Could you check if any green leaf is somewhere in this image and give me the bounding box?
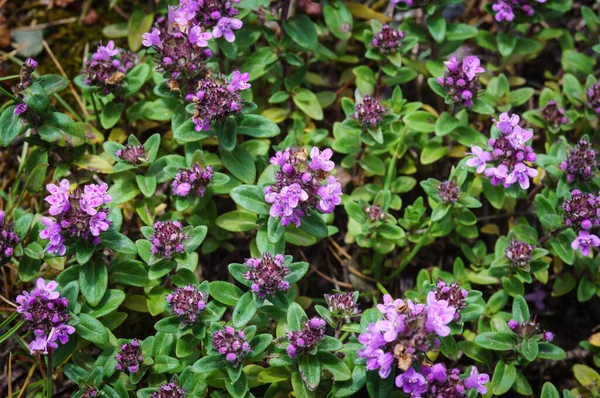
[38,112,85,147]
[75,313,109,345]
[79,261,108,307]
[232,292,257,327]
[22,82,49,114]
[427,16,446,43]
[497,32,517,57]
[209,281,243,306]
[173,121,211,143]
[287,302,307,330]
[537,343,566,360]
[216,211,258,232]
[84,289,125,318]
[128,10,154,51]
[511,295,530,324]
[192,355,228,373]
[323,2,353,40]
[0,106,25,146]
[293,89,324,120]
[36,74,69,94]
[521,338,539,362]
[216,118,237,151]
[236,114,280,138]
[153,355,180,374]
[221,146,256,184]
[492,361,516,395]
[230,185,270,216]
[540,382,560,398]
[299,212,328,239]
[102,231,137,254]
[366,369,393,398]
[292,371,316,398]
[474,332,516,351]
[100,102,125,129]
[513,370,533,395]
[298,354,321,390]
[241,47,279,81]
[124,64,151,96]
[435,112,459,136]
[154,316,181,333]
[286,261,309,285]
[283,14,318,50]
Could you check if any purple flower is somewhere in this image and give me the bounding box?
[142,28,163,49]
[212,326,252,365]
[14,103,28,115]
[325,292,360,317]
[150,220,189,259]
[266,147,341,227]
[371,25,405,54]
[89,212,110,236]
[16,279,74,354]
[542,100,568,126]
[287,317,327,358]
[227,71,250,93]
[560,139,597,183]
[466,146,492,174]
[353,96,386,128]
[462,55,485,81]
[433,281,468,318]
[212,17,242,42]
[507,125,533,149]
[495,112,520,133]
[436,180,461,204]
[25,58,38,69]
[316,176,342,213]
[39,217,66,255]
[505,239,534,269]
[115,340,143,373]
[188,25,212,47]
[484,164,508,186]
[544,331,554,342]
[508,319,519,329]
[492,1,515,21]
[571,230,600,256]
[425,363,448,383]
[171,163,213,198]
[425,292,455,337]
[116,144,146,165]
[190,76,245,131]
[244,253,289,298]
[93,40,119,62]
[45,179,71,216]
[438,55,484,107]
[395,367,428,395]
[464,367,490,394]
[80,183,111,216]
[588,83,600,115]
[166,285,208,324]
[151,382,186,398]
[504,162,538,189]
[0,210,19,259]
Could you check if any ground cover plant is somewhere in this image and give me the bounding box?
[1,0,600,397]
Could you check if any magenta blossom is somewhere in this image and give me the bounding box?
[466,146,492,173]
[188,26,212,47]
[571,230,600,256]
[212,17,242,42]
[464,367,490,394]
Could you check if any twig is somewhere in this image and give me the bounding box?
[41,40,89,118]
[17,364,37,398]
[477,211,535,222]
[10,17,78,32]
[8,351,12,398]
[309,265,353,289]
[0,293,17,308]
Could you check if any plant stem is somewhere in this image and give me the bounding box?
[46,349,53,398]
[0,74,20,81]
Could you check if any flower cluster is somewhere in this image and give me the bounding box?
[81,387,100,398]
[168,0,241,40]
[116,144,146,165]
[364,204,386,222]
[16,279,74,354]
[358,293,458,380]
[143,17,212,95]
[171,163,213,197]
[541,100,567,126]
[286,317,326,358]
[588,83,600,115]
[151,382,186,398]
[353,96,386,128]
[13,58,37,97]
[188,72,250,131]
[560,139,597,183]
[325,292,360,318]
[212,326,252,365]
[508,318,554,342]
[432,281,468,317]
[505,239,534,269]
[491,0,547,22]
[0,210,19,260]
[436,180,461,204]
[396,363,489,397]
[166,285,208,324]
[244,253,290,298]
[265,147,342,227]
[562,190,600,256]
[83,41,137,94]
[371,25,405,54]
[115,339,143,373]
[466,112,537,189]
[437,55,484,108]
[150,220,189,259]
[39,180,112,255]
